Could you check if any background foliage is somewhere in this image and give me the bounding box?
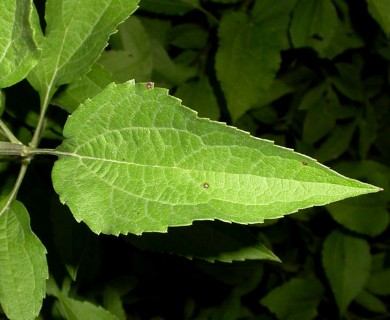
[1,0,390,319]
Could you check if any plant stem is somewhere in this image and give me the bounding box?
[29,85,54,148]
[0,120,22,144]
[0,160,29,217]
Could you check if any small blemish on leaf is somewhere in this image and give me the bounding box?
[146,82,154,89]
[203,183,209,189]
[301,161,307,166]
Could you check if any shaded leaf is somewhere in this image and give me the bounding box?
[290,0,339,55]
[52,63,113,113]
[170,23,208,49]
[366,269,390,296]
[355,290,387,313]
[261,276,324,320]
[104,17,152,82]
[323,0,364,58]
[28,0,139,102]
[0,200,48,320]
[175,76,220,120]
[327,196,389,237]
[103,287,126,320]
[52,81,379,235]
[0,0,40,88]
[53,290,117,320]
[127,221,279,262]
[367,0,390,36]
[313,122,356,163]
[322,230,371,315]
[216,8,289,121]
[139,0,200,15]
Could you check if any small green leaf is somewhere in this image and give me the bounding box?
[170,23,208,49]
[99,50,151,83]
[104,17,152,82]
[52,81,379,236]
[127,221,279,262]
[54,291,117,320]
[261,276,324,320]
[175,76,220,120]
[0,0,40,88]
[323,0,364,58]
[366,269,390,296]
[103,287,126,320]
[367,0,390,36]
[327,197,389,237]
[290,0,339,54]
[355,290,387,313]
[0,200,48,320]
[28,0,139,102]
[216,9,288,121]
[313,122,356,163]
[322,230,371,315]
[52,63,113,113]
[139,0,200,15]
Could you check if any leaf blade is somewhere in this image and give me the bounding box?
[28,0,139,100]
[0,0,40,88]
[322,230,371,315]
[0,200,48,320]
[52,81,380,235]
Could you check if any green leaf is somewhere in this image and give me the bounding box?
[366,269,390,296]
[367,0,390,36]
[170,23,208,49]
[355,290,387,313]
[331,61,364,102]
[54,291,117,320]
[322,230,371,315]
[99,50,151,83]
[302,85,337,145]
[127,221,279,262]
[52,81,379,236]
[261,276,324,320]
[323,0,364,58]
[0,0,40,88]
[139,0,200,15]
[27,0,139,102]
[216,8,289,121]
[103,287,126,320]
[104,17,152,82]
[326,197,389,237]
[52,63,113,113]
[0,200,48,320]
[313,122,356,163]
[290,0,339,55]
[175,76,220,120]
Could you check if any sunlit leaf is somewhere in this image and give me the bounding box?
[0,200,48,320]
[28,0,139,102]
[0,0,40,88]
[52,81,379,235]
